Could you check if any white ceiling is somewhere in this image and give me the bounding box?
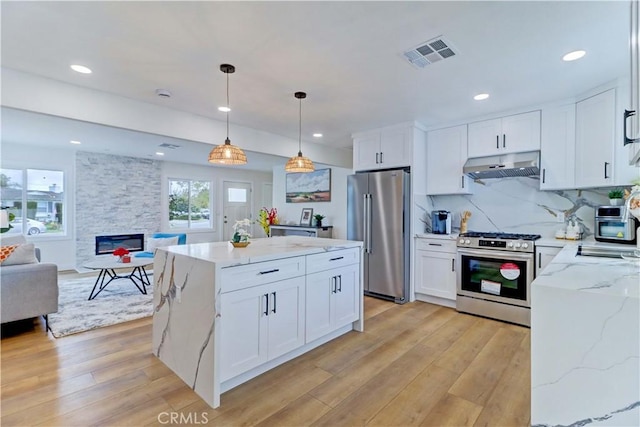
[0,1,631,166]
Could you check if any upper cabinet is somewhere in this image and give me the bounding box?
[426,125,472,195]
[540,104,576,190]
[575,89,616,188]
[353,124,413,171]
[468,110,541,158]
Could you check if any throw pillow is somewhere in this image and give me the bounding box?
[0,234,27,246]
[1,243,38,266]
[147,236,179,252]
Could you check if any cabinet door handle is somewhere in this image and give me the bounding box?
[428,243,442,246]
[375,152,379,164]
[258,269,280,275]
[331,276,337,293]
[604,162,610,179]
[380,152,383,163]
[496,135,499,149]
[503,134,506,148]
[542,168,546,184]
[461,176,464,189]
[263,294,269,316]
[338,275,342,292]
[271,291,277,314]
[329,256,344,261]
[538,253,542,266]
[451,258,455,272]
[624,109,640,145]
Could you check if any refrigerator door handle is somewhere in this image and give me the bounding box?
[363,193,368,253]
[366,194,373,253]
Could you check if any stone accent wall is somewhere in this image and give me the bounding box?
[76,152,162,267]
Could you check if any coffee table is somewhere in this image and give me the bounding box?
[83,257,152,300]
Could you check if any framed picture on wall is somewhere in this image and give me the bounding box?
[286,168,331,203]
[300,208,313,226]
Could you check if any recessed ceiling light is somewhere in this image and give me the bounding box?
[473,93,490,101]
[218,106,231,112]
[70,64,92,74]
[562,50,586,62]
[69,140,82,145]
[313,133,323,138]
[155,152,165,156]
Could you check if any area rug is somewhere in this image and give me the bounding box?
[48,273,154,338]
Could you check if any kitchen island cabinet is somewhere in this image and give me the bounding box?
[152,236,363,409]
[531,243,639,426]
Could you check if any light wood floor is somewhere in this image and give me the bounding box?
[1,296,530,426]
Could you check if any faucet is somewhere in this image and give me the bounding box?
[621,186,640,223]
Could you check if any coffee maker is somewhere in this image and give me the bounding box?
[431,210,452,234]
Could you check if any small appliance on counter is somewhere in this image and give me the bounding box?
[594,205,638,244]
[431,210,452,234]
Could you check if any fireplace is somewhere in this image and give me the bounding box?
[95,233,144,255]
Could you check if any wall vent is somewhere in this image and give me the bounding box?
[403,36,458,69]
[158,143,181,149]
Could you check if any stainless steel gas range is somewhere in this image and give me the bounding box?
[456,231,541,327]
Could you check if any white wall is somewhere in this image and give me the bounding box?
[162,162,273,241]
[271,165,350,239]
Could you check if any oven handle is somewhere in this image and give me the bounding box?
[457,248,534,261]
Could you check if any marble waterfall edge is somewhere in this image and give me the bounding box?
[152,250,217,405]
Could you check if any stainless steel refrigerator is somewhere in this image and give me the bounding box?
[347,168,410,303]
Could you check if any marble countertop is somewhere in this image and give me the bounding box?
[533,243,639,298]
[158,236,362,267]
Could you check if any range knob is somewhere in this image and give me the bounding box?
[465,239,471,244]
[514,242,522,248]
[459,239,465,244]
[507,242,514,248]
[522,243,529,249]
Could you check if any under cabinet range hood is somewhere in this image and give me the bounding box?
[463,151,540,179]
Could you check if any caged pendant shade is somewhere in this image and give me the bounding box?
[285,92,315,173]
[208,64,247,165]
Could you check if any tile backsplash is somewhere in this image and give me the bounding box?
[415,177,612,238]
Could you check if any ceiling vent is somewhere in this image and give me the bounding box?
[158,143,181,149]
[403,36,458,69]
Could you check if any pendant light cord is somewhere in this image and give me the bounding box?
[298,96,302,155]
[226,71,230,141]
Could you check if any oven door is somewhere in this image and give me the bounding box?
[457,248,533,308]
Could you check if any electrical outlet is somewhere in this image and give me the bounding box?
[557,212,565,223]
[176,285,182,303]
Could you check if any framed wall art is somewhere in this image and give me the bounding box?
[286,168,331,203]
[299,208,313,226]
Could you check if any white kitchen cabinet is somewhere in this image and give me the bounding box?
[535,246,561,277]
[540,104,576,190]
[305,263,359,343]
[575,89,616,188]
[426,125,472,195]
[468,110,541,158]
[414,238,457,305]
[353,124,413,171]
[220,276,305,381]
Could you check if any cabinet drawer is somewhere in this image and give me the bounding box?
[220,256,305,293]
[415,239,456,253]
[306,247,360,274]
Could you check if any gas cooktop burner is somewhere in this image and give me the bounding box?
[459,232,541,241]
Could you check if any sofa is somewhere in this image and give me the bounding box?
[1,246,59,330]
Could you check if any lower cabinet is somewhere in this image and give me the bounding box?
[415,238,457,303]
[535,246,562,277]
[305,263,359,343]
[220,276,305,382]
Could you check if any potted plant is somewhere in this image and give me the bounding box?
[231,219,252,247]
[313,214,326,227]
[608,188,624,206]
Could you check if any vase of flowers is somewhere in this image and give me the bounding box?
[231,218,252,247]
[258,207,279,237]
[113,247,131,263]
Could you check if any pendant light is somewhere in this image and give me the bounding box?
[285,91,315,173]
[208,64,247,165]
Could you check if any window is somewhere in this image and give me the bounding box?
[0,168,66,236]
[168,179,212,229]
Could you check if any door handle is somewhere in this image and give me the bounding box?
[271,291,277,314]
[542,168,546,184]
[604,162,610,179]
[538,253,542,266]
[502,134,506,148]
[376,152,379,164]
[624,109,640,145]
[338,275,342,292]
[380,152,383,163]
[496,135,499,149]
[428,243,442,246]
[263,294,269,316]
[461,176,464,189]
[451,258,455,272]
[331,276,337,293]
[329,256,344,261]
[367,194,373,253]
[258,269,280,275]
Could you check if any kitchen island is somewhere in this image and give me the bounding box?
[531,243,640,426]
[152,236,363,409]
